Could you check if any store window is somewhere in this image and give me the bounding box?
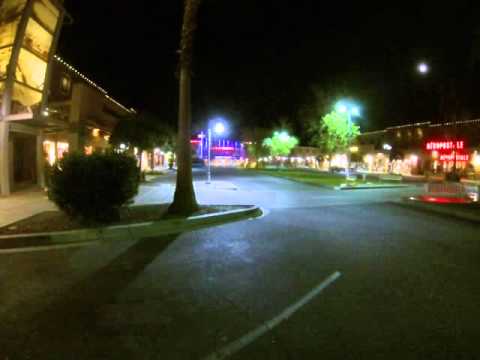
[32,0,59,33]
[16,48,47,90]
[24,18,53,60]
[0,19,20,48]
[11,82,42,114]
[43,141,69,165]
[0,0,27,20]
[0,47,13,79]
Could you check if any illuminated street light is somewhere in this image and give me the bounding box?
[417,62,429,75]
[214,122,225,135]
[207,118,228,183]
[279,131,290,142]
[335,100,361,179]
[337,104,348,113]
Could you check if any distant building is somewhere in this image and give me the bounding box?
[354,120,480,175]
[191,134,246,167]
[0,0,67,195]
[43,56,134,166]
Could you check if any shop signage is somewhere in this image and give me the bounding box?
[439,153,470,162]
[426,141,464,151]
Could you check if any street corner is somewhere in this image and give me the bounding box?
[0,205,263,254]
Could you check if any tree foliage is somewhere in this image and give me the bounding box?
[263,131,299,157]
[310,111,360,154]
[110,112,174,152]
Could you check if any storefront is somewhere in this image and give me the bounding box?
[356,120,480,177]
[0,0,66,196]
[425,140,473,173]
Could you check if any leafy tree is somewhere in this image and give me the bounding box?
[169,0,202,216]
[110,112,174,169]
[300,86,349,143]
[241,127,270,168]
[310,110,360,157]
[263,131,299,157]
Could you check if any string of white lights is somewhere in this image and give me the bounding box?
[53,55,135,114]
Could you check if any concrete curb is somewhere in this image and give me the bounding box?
[335,184,411,191]
[392,200,480,223]
[0,206,263,251]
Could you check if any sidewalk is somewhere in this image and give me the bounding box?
[0,180,242,228]
[0,190,56,228]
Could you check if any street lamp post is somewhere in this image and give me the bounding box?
[206,120,226,184]
[337,102,360,180]
[207,128,212,183]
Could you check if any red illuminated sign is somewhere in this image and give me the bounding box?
[426,140,464,151]
[211,146,235,151]
[426,139,469,162]
[439,153,470,162]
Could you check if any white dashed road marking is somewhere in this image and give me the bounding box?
[203,271,342,360]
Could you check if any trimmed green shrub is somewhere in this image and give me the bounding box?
[48,152,140,223]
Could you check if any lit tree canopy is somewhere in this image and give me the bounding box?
[310,111,360,154]
[263,131,299,157]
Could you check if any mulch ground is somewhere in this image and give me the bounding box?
[0,204,246,236]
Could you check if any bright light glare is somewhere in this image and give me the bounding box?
[383,143,392,151]
[474,155,480,166]
[279,131,290,142]
[214,122,225,135]
[418,62,429,74]
[336,101,360,116]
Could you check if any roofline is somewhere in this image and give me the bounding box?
[53,55,135,115]
[362,119,480,135]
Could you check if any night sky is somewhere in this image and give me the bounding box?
[58,1,480,142]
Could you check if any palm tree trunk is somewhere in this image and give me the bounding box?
[168,0,201,215]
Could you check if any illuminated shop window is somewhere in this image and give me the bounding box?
[0,0,27,20]
[43,141,69,165]
[11,82,42,114]
[33,0,59,33]
[43,140,55,164]
[16,48,47,90]
[0,19,20,48]
[0,47,13,79]
[24,18,53,60]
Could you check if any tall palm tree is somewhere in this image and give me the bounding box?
[169,0,202,215]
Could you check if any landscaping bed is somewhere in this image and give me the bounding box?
[398,197,480,223]
[0,204,248,236]
[252,168,404,188]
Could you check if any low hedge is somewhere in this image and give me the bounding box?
[48,152,140,223]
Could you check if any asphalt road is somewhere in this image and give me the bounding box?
[1,168,479,359]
